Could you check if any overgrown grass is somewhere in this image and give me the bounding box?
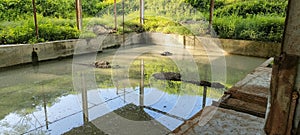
[0,16,80,44]
[213,15,285,42]
[0,0,288,44]
[214,0,288,17]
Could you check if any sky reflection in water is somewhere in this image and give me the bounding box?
[0,45,266,134]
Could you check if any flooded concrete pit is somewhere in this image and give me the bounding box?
[0,44,266,134]
[172,58,273,134]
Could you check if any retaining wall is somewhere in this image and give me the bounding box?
[142,33,281,57]
[0,32,281,68]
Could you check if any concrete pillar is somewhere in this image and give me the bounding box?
[264,0,300,134]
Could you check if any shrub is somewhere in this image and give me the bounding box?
[214,0,288,18]
[0,17,79,45]
[0,0,32,21]
[213,15,285,42]
[0,0,114,21]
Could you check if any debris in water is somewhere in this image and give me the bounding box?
[152,72,225,89]
[161,51,173,56]
[94,61,111,68]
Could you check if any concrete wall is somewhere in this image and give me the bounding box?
[186,35,280,57]
[141,32,281,57]
[0,32,281,68]
[0,33,143,68]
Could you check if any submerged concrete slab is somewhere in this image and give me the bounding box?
[171,106,265,135]
[91,104,170,135]
[230,58,272,98]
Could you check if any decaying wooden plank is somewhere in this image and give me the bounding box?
[224,90,268,106]
[264,54,299,135]
[216,101,265,118]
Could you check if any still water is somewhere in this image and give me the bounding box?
[0,44,266,135]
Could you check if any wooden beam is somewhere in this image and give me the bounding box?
[224,89,268,106]
[76,0,82,31]
[114,0,117,30]
[212,101,266,118]
[32,0,38,39]
[122,0,125,44]
[208,0,215,34]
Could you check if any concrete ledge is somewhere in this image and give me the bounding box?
[0,32,281,68]
[182,36,281,57]
[142,33,280,57]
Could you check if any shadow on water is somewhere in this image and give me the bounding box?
[0,45,266,134]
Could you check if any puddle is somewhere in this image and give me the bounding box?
[0,44,266,134]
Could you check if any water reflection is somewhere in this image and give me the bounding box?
[32,48,39,73]
[0,45,266,134]
[0,86,219,134]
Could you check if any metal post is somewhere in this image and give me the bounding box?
[114,0,117,30]
[81,73,89,123]
[32,0,38,39]
[140,0,144,25]
[208,0,215,34]
[76,0,82,31]
[140,59,144,106]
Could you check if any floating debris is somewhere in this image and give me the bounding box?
[94,61,111,68]
[183,80,225,89]
[76,61,120,69]
[161,51,173,56]
[152,72,225,89]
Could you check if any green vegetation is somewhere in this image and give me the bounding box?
[0,17,79,44]
[213,15,285,42]
[212,0,287,42]
[0,0,287,43]
[0,0,112,44]
[214,0,287,18]
[0,0,116,21]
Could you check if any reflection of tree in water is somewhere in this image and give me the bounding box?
[126,55,225,98]
[166,81,181,93]
[1,110,48,135]
[0,79,72,134]
[149,78,224,98]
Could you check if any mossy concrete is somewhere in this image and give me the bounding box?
[0,32,280,69]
